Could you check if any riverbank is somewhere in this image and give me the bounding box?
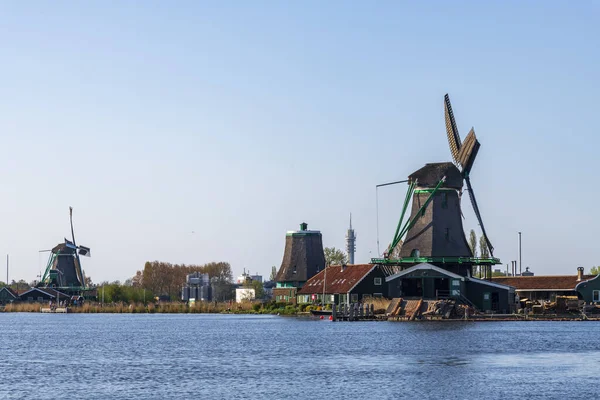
[0,301,309,315]
[4,301,595,320]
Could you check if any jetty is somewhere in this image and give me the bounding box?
[331,303,376,321]
[40,307,69,313]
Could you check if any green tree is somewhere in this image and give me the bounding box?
[469,229,478,277]
[478,236,490,279]
[479,236,489,259]
[248,279,264,299]
[270,266,277,281]
[468,230,478,257]
[590,266,600,275]
[324,247,348,265]
[9,279,30,292]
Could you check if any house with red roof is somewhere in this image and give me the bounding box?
[493,267,600,303]
[297,264,398,305]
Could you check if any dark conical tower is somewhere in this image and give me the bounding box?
[400,162,472,260]
[273,222,326,304]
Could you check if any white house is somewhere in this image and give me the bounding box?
[235,288,255,303]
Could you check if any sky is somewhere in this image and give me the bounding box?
[0,1,598,283]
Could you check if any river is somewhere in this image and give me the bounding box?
[0,313,598,399]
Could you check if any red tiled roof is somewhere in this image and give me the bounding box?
[297,264,375,295]
[492,275,595,291]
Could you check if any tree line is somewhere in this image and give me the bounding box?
[132,261,233,300]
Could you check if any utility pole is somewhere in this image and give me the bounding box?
[6,254,8,285]
[518,232,522,276]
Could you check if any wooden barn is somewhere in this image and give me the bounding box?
[493,267,600,304]
[0,287,18,305]
[19,287,70,303]
[296,264,396,305]
[386,263,515,313]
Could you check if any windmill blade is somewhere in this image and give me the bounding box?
[444,94,462,166]
[457,128,480,175]
[465,176,494,257]
[78,245,91,257]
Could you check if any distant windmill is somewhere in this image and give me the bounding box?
[38,207,91,291]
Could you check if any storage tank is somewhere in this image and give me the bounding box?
[181,286,189,301]
[199,285,212,301]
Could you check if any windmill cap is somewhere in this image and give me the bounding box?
[409,162,463,189]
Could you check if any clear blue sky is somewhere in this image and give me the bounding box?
[0,2,598,283]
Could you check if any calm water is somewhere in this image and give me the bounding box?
[1,314,599,399]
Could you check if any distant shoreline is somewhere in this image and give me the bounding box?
[1,304,597,321]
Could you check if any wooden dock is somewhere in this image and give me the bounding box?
[40,307,69,313]
[331,303,376,321]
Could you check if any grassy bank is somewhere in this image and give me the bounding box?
[0,299,391,315]
[1,301,298,314]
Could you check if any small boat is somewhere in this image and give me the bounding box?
[310,309,332,316]
[309,264,333,317]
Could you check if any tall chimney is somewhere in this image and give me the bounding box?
[577,267,584,281]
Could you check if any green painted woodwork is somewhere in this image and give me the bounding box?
[276,282,297,288]
[389,180,416,254]
[286,231,320,237]
[414,188,456,194]
[388,178,445,255]
[370,256,501,265]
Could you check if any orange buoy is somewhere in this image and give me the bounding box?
[329,315,333,320]
[320,315,324,319]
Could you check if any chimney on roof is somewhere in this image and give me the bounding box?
[577,267,584,281]
[341,264,346,273]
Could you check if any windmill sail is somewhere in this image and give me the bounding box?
[465,176,494,257]
[457,128,480,175]
[444,94,462,166]
[78,246,91,257]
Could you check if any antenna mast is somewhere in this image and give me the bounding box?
[345,213,356,265]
